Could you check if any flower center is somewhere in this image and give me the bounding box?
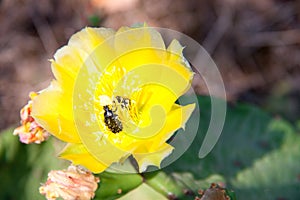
[102,96,138,134]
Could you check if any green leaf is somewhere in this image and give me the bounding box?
[232,119,300,199]
[143,171,183,197]
[171,173,225,192]
[117,183,168,200]
[96,168,227,200]
[94,172,143,200]
[0,128,19,162]
[0,129,68,200]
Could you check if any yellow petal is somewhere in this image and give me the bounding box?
[114,26,165,56]
[167,39,185,62]
[133,84,178,120]
[129,102,195,171]
[69,27,117,76]
[113,26,167,77]
[132,143,174,172]
[51,47,85,93]
[150,103,196,150]
[68,27,115,54]
[32,81,81,143]
[59,143,108,173]
[52,27,116,91]
[114,37,192,87]
[113,62,193,111]
[167,40,193,82]
[129,103,195,153]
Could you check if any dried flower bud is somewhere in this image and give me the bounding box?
[39,166,100,200]
[13,92,50,144]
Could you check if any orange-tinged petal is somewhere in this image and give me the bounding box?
[13,92,50,144]
[39,166,99,200]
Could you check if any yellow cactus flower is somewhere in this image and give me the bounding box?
[31,25,195,173]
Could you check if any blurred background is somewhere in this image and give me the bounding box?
[0,0,300,131]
